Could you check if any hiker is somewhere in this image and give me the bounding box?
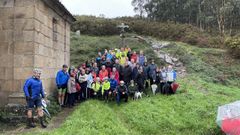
[166,65,177,94]
[155,67,163,93]
[131,51,138,63]
[99,65,109,82]
[116,81,128,105]
[86,69,94,99]
[137,50,147,66]
[132,63,140,80]
[91,62,99,75]
[67,72,77,108]
[128,80,137,100]
[23,69,47,128]
[91,77,101,99]
[96,52,102,68]
[113,59,123,80]
[102,77,111,102]
[123,62,132,86]
[148,59,157,85]
[110,67,120,84]
[120,53,127,65]
[78,69,88,100]
[56,64,70,106]
[135,67,145,93]
[109,75,118,100]
[105,58,113,75]
[143,62,150,89]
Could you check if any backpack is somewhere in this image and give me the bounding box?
[171,82,179,93]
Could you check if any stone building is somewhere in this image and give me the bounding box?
[0,0,76,106]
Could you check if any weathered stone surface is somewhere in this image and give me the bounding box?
[0,54,13,67]
[0,0,14,7]
[15,0,33,7]
[14,42,34,55]
[14,68,33,80]
[14,6,34,19]
[14,19,34,30]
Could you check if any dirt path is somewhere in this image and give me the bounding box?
[2,106,77,135]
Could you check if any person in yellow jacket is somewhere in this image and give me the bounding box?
[116,49,121,59]
[91,77,101,99]
[102,77,111,102]
[120,54,127,66]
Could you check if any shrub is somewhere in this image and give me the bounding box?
[225,36,240,58]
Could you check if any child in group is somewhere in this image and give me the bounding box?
[102,77,111,102]
[91,77,101,99]
[128,80,137,100]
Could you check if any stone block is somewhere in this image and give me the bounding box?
[0,54,13,67]
[13,79,25,92]
[1,80,13,92]
[23,55,34,67]
[14,6,34,19]
[35,8,45,24]
[13,55,23,67]
[23,31,34,42]
[5,68,13,80]
[0,0,14,7]
[0,30,13,42]
[0,42,9,54]
[0,68,5,80]
[0,8,14,20]
[2,19,14,30]
[14,19,34,31]
[14,67,33,80]
[34,55,45,68]
[14,42,34,55]
[15,0,34,7]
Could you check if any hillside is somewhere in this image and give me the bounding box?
[20,34,240,135]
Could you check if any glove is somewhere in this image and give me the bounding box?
[26,96,31,101]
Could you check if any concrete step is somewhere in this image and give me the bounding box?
[8,92,26,105]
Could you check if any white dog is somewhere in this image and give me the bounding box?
[151,84,158,95]
[134,92,143,100]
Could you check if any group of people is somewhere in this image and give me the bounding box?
[23,47,177,128]
[56,47,177,108]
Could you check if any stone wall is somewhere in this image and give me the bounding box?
[34,0,70,95]
[0,0,71,106]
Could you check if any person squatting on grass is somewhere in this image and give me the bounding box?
[23,69,47,128]
[116,81,129,105]
[56,64,70,107]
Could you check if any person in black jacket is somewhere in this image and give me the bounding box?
[116,81,128,105]
[123,62,132,86]
[155,67,163,93]
[135,67,145,93]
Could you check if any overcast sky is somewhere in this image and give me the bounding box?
[60,0,136,18]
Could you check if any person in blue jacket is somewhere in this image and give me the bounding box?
[56,64,69,106]
[23,68,46,128]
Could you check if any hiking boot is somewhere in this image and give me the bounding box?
[27,118,36,128]
[39,117,47,128]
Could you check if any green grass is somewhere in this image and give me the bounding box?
[24,34,240,135]
[25,75,240,135]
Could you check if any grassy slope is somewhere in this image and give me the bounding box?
[28,34,240,135]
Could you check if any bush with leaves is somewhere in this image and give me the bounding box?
[225,36,240,58]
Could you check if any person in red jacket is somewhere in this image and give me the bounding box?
[99,65,108,82]
[131,51,138,63]
[110,67,119,84]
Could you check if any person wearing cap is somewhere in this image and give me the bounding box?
[56,65,70,106]
[23,69,47,128]
[116,81,128,105]
[101,77,111,102]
